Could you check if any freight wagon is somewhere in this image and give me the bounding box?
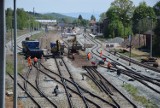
[22,40,43,59]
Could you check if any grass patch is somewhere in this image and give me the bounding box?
[117,49,139,58]
[30,30,56,40]
[6,55,25,75]
[95,36,106,42]
[123,84,158,108]
[6,59,14,75]
[6,29,29,42]
[121,51,139,58]
[29,31,44,40]
[83,74,100,92]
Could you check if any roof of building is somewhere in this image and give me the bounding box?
[144,30,154,35]
[90,20,96,24]
[36,20,57,23]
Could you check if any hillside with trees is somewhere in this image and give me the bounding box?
[6,8,78,31]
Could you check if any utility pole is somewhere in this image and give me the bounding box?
[121,17,125,38]
[129,35,132,66]
[11,19,13,51]
[13,0,18,108]
[150,18,153,57]
[0,1,6,108]
[138,20,141,47]
[33,7,35,32]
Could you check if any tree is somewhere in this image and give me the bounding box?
[153,1,160,16]
[111,0,135,25]
[132,2,156,34]
[104,19,124,38]
[6,8,13,30]
[153,19,160,56]
[99,12,106,22]
[17,8,29,30]
[153,1,160,56]
[103,0,134,38]
[78,14,86,26]
[78,14,83,20]
[91,15,96,21]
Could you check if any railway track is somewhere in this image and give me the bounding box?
[38,60,117,107]
[8,63,58,107]
[20,72,57,108]
[8,73,41,108]
[55,58,75,108]
[83,66,137,108]
[111,51,160,73]
[85,34,160,95]
[21,66,58,108]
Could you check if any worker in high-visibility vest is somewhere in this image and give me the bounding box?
[33,57,38,66]
[102,58,106,62]
[107,62,112,69]
[100,50,102,57]
[27,56,32,70]
[87,52,91,60]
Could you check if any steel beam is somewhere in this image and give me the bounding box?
[13,0,18,108]
[0,0,6,108]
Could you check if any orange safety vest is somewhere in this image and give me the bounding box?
[87,53,91,60]
[107,62,111,68]
[100,50,102,57]
[34,57,38,62]
[27,56,32,66]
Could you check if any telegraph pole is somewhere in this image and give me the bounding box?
[33,7,35,32]
[0,1,6,108]
[129,35,132,66]
[13,0,18,108]
[150,19,153,57]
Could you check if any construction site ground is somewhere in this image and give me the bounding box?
[5,29,160,108]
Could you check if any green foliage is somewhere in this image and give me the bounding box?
[103,0,134,38]
[104,20,124,38]
[153,20,160,56]
[76,15,89,26]
[111,0,135,22]
[132,2,156,34]
[44,12,77,23]
[6,8,13,30]
[78,15,83,20]
[29,31,44,40]
[106,7,119,21]
[123,84,158,108]
[152,1,160,56]
[153,1,160,16]
[6,55,25,75]
[91,15,96,21]
[6,59,14,75]
[99,12,106,22]
[17,8,29,30]
[6,8,39,30]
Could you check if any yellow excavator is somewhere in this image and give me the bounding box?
[50,40,64,57]
[70,36,79,53]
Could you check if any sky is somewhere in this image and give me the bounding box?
[6,0,159,14]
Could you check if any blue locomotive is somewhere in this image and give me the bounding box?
[22,40,43,59]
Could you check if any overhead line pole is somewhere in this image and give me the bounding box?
[13,0,18,108]
[0,0,6,108]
